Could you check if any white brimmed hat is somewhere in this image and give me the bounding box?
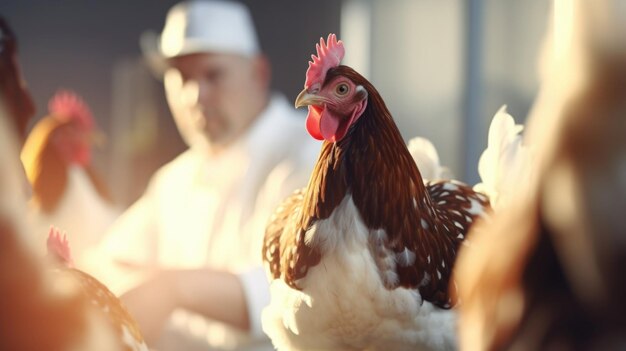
[141,0,260,74]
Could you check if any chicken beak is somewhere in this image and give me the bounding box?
[295,88,324,109]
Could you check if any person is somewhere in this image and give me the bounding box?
[97,1,319,350]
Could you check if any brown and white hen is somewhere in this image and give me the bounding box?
[262,34,489,351]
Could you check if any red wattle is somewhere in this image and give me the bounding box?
[320,110,341,142]
[305,105,323,140]
[306,99,368,143]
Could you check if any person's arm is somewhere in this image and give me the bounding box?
[120,267,253,343]
[87,183,161,295]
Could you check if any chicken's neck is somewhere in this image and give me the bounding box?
[300,94,435,237]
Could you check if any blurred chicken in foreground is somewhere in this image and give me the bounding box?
[0,17,132,351]
[455,1,626,349]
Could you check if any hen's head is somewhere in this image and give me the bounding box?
[295,34,368,142]
[48,90,97,166]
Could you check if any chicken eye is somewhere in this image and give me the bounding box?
[335,83,350,96]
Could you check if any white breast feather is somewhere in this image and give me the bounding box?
[262,195,457,351]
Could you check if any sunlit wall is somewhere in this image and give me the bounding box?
[342,0,549,183]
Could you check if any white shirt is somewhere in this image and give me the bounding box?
[99,94,319,350]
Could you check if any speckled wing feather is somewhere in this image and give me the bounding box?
[381,180,490,308]
[263,188,321,285]
[55,268,147,351]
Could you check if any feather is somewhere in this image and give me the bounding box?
[474,106,531,209]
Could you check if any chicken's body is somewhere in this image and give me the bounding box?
[264,194,460,351]
[47,229,148,351]
[262,35,489,351]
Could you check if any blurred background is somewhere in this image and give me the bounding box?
[1,0,549,208]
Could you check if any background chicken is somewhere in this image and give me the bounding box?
[454,1,626,349]
[47,227,148,351]
[262,34,489,351]
[21,90,120,266]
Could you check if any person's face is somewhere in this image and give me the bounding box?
[164,52,268,150]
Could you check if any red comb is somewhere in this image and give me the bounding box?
[305,33,345,89]
[47,226,74,267]
[48,90,95,130]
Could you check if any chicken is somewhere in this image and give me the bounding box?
[0,205,120,351]
[0,114,125,351]
[454,1,626,349]
[21,90,119,266]
[47,227,148,351]
[456,61,626,351]
[261,34,490,351]
[0,18,124,351]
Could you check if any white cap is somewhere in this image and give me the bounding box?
[158,0,260,58]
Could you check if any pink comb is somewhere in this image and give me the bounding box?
[47,226,74,267]
[305,33,345,90]
[48,90,95,130]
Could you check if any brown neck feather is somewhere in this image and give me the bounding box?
[299,66,432,237]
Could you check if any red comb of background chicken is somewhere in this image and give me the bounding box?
[47,226,74,267]
[304,33,345,90]
[48,90,94,130]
